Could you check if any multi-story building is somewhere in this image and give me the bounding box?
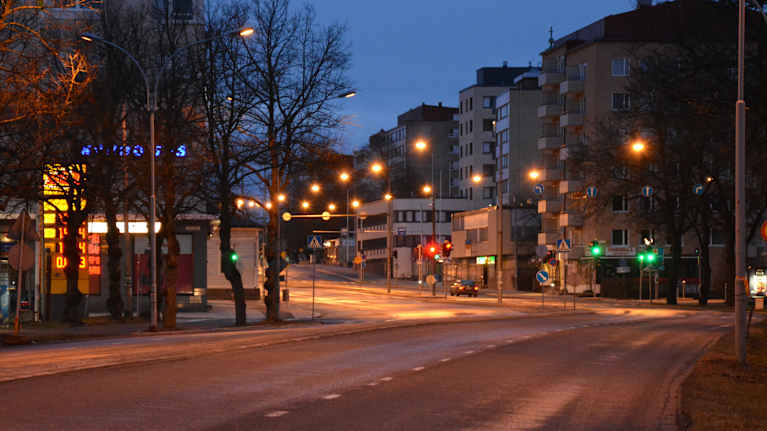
[494,68,542,206]
[457,64,529,207]
[360,103,459,200]
[355,198,473,278]
[535,0,735,297]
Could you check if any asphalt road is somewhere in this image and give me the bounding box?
[0,311,731,431]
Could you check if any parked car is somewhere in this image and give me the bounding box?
[450,280,479,297]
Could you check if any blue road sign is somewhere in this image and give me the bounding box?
[641,185,654,198]
[556,239,571,252]
[534,184,544,195]
[586,186,598,199]
[307,235,322,249]
[536,270,550,284]
[693,184,704,196]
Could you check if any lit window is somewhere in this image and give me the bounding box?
[612,58,630,76]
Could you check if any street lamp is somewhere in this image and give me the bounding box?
[311,183,321,193]
[528,169,541,180]
[301,201,310,210]
[352,200,360,209]
[328,203,337,212]
[370,162,383,175]
[277,193,286,203]
[80,27,254,330]
[630,139,646,154]
[472,174,482,184]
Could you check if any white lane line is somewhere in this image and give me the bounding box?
[720,324,730,328]
[412,366,425,372]
[265,411,289,418]
[367,382,379,386]
[380,377,393,382]
[322,394,341,400]
[464,350,475,354]
[486,344,496,348]
[440,357,451,362]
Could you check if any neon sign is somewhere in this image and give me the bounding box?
[80,144,187,158]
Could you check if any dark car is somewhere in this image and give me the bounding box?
[450,280,479,297]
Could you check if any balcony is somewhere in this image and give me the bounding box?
[558,180,582,194]
[559,79,584,95]
[540,168,561,183]
[538,199,563,214]
[537,104,562,119]
[559,112,584,128]
[538,231,559,246]
[538,124,562,150]
[538,71,564,87]
[559,212,583,227]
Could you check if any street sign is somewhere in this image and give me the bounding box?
[7,243,34,271]
[693,184,704,196]
[536,270,550,284]
[549,258,558,266]
[7,210,38,241]
[556,239,571,252]
[761,220,767,243]
[534,184,544,195]
[586,186,598,199]
[641,185,654,198]
[307,235,322,249]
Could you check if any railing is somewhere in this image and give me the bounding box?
[540,124,561,138]
[542,59,563,74]
[541,91,560,106]
[566,65,585,81]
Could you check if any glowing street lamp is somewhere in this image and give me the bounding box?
[328,203,337,211]
[265,202,273,210]
[631,139,646,153]
[301,201,310,210]
[415,140,427,151]
[339,172,350,183]
[422,184,432,195]
[370,162,383,174]
[311,183,321,193]
[352,200,360,209]
[528,170,541,180]
[235,198,245,209]
[384,193,393,201]
[472,174,482,184]
[277,194,286,203]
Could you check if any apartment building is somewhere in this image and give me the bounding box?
[535,0,734,296]
[457,64,529,207]
[362,103,459,199]
[494,68,542,206]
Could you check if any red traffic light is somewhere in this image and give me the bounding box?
[425,242,439,257]
[442,240,453,257]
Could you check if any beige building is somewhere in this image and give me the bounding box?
[536,1,732,297]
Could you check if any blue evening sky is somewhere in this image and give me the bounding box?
[312,0,641,153]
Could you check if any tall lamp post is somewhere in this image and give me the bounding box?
[339,171,351,267]
[80,27,254,330]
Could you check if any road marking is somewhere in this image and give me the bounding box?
[265,411,289,418]
[367,382,379,386]
[720,324,730,328]
[322,394,341,400]
[506,339,514,343]
[380,377,393,382]
[464,350,475,354]
[486,344,496,348]
[440,357,451,362]
[412,366,425,371]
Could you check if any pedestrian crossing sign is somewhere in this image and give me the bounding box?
[307,235,322,249]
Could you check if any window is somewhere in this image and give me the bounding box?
[483,119,494,132]
[55,0,102,8]
[460,123,463,136]
[639,197,656,212]
[710,230,725,246]
[482,187,495,199]
[153,0,194,20]
[469,120,473,133]
[469,142,473,155]
[479,227,489,242]
[611,229,629,246]
[469,165,473,175]
[612,195,628,213]
[460,145,464,158]
[612,165,628,179]
[501,156,509,169]
[482,164,495,177]
[469,187,473,200]
[467,229,478,243]
[482,96,496,109]
[469,97,473,110]
[612,58,630,76]
[482,142,493,154]
[612,93,630,111]
[460,100,464,114]
[497,104,509,119]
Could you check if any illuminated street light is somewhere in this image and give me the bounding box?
[339,172,350,183]
[415,140,427,151]
[328,203,337,211]
[248,200,256,208]
[352,200,360,208]
[528,170,540,180]
[277,194,286,203]
[472,174,482,184]
[311,183,321,193]
[265,202,273,209]
[235,198,245,209]
[422,184,432,195]
[384,193,393,201]
[631,139,646,153]
[370,162,383,174]
[301,201,310,210]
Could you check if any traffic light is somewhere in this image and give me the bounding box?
[637,248,658,266]
[424,242,438,258]
[442,240,453,257]
[230,250,239,263]
[589,240,602,258]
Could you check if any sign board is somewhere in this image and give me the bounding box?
[586,186,598,199]
[307,235,322,249]
[7,243,34,271]
[616,266,631,274]
[641,185,654,198]
[761,220,767,243]
[556,239,571,252]
[475,256,496,265]
[397,228,406,236]
[8,210,39,241]
[534,184,545,195]
[549,258,558,266]
[693,184,704,196]
[536,270,550,284]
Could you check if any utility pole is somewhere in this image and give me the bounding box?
[496,133,503,304]
[734,0,747,366]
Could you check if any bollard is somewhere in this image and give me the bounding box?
[282,289,289,302]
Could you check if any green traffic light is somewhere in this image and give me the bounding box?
[230,252,239,262]
[638,254,645,262]
[591,246,602,256]
[647,253,656,263]
[434,254,441,261]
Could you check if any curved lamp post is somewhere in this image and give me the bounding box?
[80,27,253,330]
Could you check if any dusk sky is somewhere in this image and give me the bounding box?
[312,0,643,153]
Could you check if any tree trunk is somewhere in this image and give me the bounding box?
[62,213,85,323]
[667,231,681,305]
[700,243,711,306]
[163,217,179,330]
[264,211,280,322]
[219,209,246,326]
[104,204,124,320]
